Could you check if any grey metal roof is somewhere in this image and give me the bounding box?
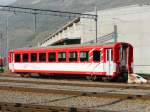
[13,42,116,51]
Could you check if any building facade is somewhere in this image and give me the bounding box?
[40,5,150,74]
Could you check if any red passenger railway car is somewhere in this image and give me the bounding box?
[8,42,133,81]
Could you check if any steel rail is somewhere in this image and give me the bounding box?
[0,85,149,101]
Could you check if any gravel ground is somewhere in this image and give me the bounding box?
[0,75,150,112]
[0,90,149,112]
[0,81,149,96]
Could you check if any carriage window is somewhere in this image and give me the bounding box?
[69,52,77,62]
[80,51,89,62]
[39,53,46,62]
[31,53,37,62]
[48,52,56,62]
[15,54,21,62]
[58,52,66,62]
[93,51,101,62]
[23,53,28,62]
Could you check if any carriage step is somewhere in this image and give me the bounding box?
[128,73,147,84]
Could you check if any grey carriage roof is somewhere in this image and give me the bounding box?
[12,42,117,51]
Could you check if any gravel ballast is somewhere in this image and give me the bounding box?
[0,90,149,112]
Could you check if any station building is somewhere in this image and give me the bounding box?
[40,5,150,74]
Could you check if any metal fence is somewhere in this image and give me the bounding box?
[84,32,116,44]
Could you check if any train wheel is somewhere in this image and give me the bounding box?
[20,73,25,77]
[91,75,97,81]
[102,77,106,82]
[20,73,31,78]
[86,75,97,81]
[86,76,92,80]
[102,77,112,82]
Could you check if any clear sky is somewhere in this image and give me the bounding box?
[0,0,16,5]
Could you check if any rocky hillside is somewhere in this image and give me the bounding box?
[3,0,150,49]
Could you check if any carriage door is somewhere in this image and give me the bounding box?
[11,52,15,72]
[120,45,128,73]
[106,49,113,76]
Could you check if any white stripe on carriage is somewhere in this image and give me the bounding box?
[89,48,95,53]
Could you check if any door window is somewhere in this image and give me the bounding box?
[93,51,101,62]
[107,49,113,61]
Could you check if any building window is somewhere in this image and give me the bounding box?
[31,53,37,62]
[39,53,46,62]
[58,52,66,62]
[80,51,89,62]
[93,51,101,62]
[69,52,77,62]
[48,52,56,62]
[15,54,21,62]
[23,53,28,62]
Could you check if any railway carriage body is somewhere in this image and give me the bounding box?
[8,42,133,79]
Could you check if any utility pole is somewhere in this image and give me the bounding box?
[5,15,9,65]
[95,7,98,43]
[34,13,37,32]
[33,10,38,32]
[0,33,3,58]
[114,25,118,43]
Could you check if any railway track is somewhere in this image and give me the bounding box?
[0,75,150,112]
[0,80,149,101]
[0,76,149,90]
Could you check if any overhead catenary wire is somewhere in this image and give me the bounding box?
[0,5,97,19]
[0,5,98,45]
